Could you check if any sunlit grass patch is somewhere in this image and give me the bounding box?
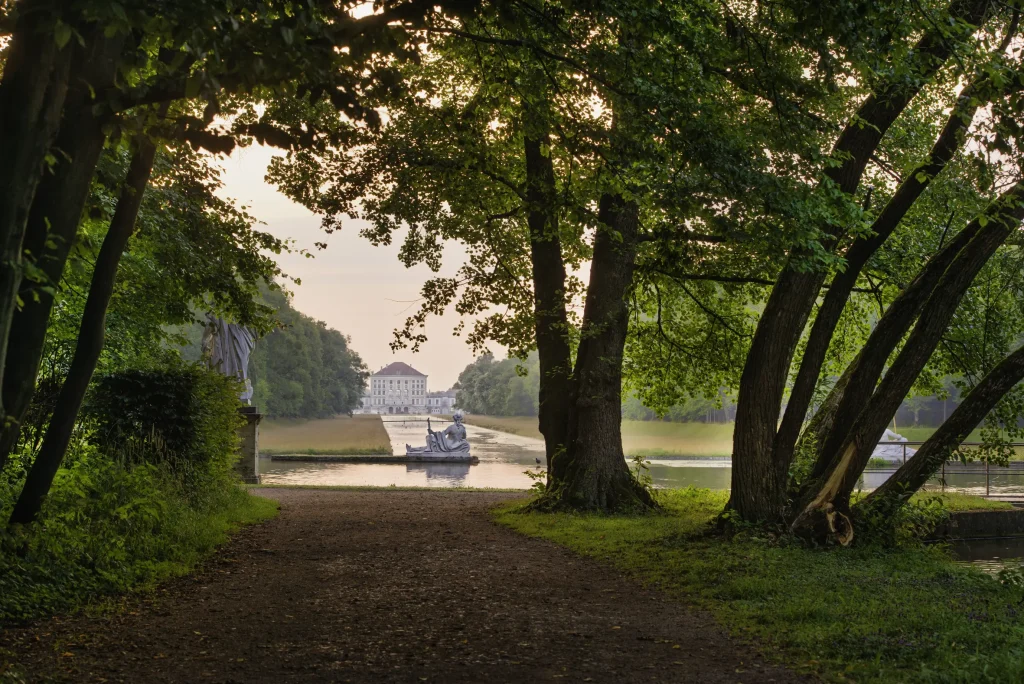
[495,488,1024,683]
[461,415,542,439]
[462,416,735,457]
[259,414,391,454]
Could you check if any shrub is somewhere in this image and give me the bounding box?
[84,365,243,485]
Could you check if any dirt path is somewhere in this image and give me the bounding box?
[2,489,807,683]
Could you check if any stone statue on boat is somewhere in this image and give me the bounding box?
[406,411,470,455]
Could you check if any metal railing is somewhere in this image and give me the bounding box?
[866,441,1024,498]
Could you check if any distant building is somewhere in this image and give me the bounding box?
[360,362,428,414]
[426,390,458,415]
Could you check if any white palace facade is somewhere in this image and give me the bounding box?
[360,362,429,414]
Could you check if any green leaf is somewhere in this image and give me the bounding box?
[53,22,72,49]
[185,74,203,99]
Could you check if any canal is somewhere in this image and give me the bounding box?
[258,416,1024,495]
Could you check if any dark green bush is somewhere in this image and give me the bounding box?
[85,365,243,479]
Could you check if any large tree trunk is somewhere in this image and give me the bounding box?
[523,133,573,473]
[775,68,1005,473]
[0,33,124,472]
[541,194,654,511]
[0,2,74,428]
[791,184,1024,542]
[727,0,991,523]
[9,134,158,525]
[857,343,1024,520]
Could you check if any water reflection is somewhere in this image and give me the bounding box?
[951,538,1024,574]
[406,461,472,482]
[259,417,548,489]
[259,415,742,489]
[258,416,1024,495]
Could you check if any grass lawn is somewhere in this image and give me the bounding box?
[259,414,391,455]
[898,426,983,442]
[495,489,1024,683]
[461,415,542,439]
[462,415,734,457]
[463,417,1024,460]
[913,492,1014,510]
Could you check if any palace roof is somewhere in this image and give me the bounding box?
[373,361,426,377]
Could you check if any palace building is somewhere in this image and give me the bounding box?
[426,390,458,415]
[361,362,428,414]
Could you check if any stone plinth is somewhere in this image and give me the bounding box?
[236,406,262,484]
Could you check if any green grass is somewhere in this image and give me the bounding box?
[461,415,542,438]
[897,427,1024,460]
[462,416,735,456]
[904,492,1013,511]
[621,422,733,457]
[897,426,966,442]
[260,447,393,456]
[0,479,279,626]
[253,484,523,492]
[259,414,391,454]
[495,488,1024,683]
[463,418,1024,460]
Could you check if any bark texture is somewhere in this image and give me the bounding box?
[10,134,158,525]
[728,0,991,523]
[0,33,124,472]
[856,343,1024,519]
[546,194,653,511]
[0,3,73,426]
[776,68,1000,471]
[804,216,984,483]
[524,134,573,473]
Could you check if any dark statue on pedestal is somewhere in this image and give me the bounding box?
[201,314,257,404]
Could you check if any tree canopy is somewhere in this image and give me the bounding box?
[5,0,1024,542]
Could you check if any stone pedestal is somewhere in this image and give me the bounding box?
[236,406,262,484]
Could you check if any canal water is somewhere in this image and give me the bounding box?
[258,417,732,489]
[257,416,1024,494]
[951,538,1024,573]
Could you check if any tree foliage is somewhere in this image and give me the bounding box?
[247,286,368,419]
[455,353,540,416]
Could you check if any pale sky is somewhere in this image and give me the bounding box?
[216,143,485,390]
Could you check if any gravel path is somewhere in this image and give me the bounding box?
[2,489,807,683]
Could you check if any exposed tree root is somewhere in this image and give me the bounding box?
[527,475,657,514]
[789,502,854,546]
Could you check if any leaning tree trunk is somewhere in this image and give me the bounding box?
[856,343,1024,520]
[0,2,74,428]
[775,65,1009,473]
[540,194,654,512]
[524,131,573,474]
[791,185,1024,543]
[10,133,158,525]
[0,32,124,473]
[728,0,995,524]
